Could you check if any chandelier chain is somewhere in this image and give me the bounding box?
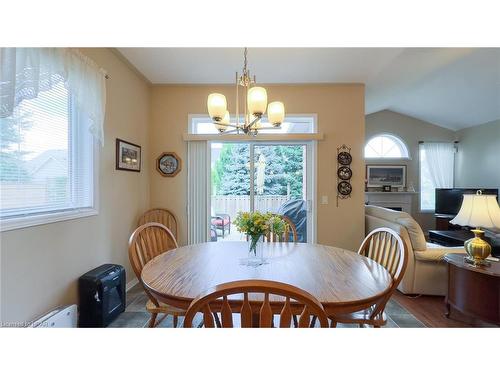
[243,47,248,75]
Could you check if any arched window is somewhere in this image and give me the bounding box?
[364,134,409,158]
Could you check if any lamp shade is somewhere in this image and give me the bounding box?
[450,193,500,229]
[247,87,267,116]
[267,101,285,125]
[215,111,230,132]
[207,93,227,121]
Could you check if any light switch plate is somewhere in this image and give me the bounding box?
[321,195,328,205]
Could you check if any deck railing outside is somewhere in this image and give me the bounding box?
[211,195,289,219]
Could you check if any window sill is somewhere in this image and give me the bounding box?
[0,208,98,232]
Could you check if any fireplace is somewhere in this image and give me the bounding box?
[365,192,416,214]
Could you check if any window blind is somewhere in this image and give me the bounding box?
[187,141,209,244]
[0,82,94,220]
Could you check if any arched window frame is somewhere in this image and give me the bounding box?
[364,133,411,159]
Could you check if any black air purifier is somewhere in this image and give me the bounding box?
[78,264,126,327]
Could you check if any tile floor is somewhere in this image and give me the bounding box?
[109,283,425,328]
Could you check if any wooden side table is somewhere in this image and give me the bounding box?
[444,253,500,326]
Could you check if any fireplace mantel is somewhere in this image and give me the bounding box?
[365,192,418,213]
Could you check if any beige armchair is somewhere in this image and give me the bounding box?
[365,205,465,296]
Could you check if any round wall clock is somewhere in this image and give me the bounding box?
[337,151,352,165]
[337,181,352,196]
[157,152,181,177]
[337,166,352,180]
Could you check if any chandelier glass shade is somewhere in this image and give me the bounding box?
[206,48,285,135]
[207,93,227,121]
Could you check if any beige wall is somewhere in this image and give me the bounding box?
[150,84,365,251]
[455,119,500,190]
[365,110,456,233]
[0,48,151,323]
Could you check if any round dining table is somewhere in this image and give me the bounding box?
[141,241,392,316]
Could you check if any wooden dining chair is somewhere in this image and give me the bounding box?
[328,228,409,328]
[128,222,185,327]
[137,208,178,241]
[264,215,298,243]
[183,280,329,328]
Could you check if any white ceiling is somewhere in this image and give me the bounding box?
[118,48,500,130]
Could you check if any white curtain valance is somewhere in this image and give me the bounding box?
[0,48,106,145]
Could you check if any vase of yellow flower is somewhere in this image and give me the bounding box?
[248,233,264,259]
[234,211,287,266]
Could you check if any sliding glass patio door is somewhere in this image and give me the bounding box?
[210,142,315,243]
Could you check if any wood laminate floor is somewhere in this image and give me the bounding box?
[391,291,495,328]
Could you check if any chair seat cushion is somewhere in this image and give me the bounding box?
[146,299,186,315]
[414,244,465,262]
[212,218,230,226]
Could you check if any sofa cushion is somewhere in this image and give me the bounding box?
[414,244,465,262]
[395,217,427,251]
[365,205,408,221]
[365,205,427,252]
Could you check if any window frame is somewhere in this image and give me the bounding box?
[364,133,411,160]
[0,96,100,232]
[188,114,318,135]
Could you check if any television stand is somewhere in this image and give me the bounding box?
[435,214,462,231]
[428,229,473,246]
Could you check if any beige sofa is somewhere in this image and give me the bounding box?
[365,205,465,296]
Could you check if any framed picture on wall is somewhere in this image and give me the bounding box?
[156,152,182,177]
[366,165,406,188]
[116,138,141,172]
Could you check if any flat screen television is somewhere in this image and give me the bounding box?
[435,188,499,216]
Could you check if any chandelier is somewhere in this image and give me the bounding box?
[207,48,285,135]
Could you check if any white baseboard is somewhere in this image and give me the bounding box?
[126,277,139,292]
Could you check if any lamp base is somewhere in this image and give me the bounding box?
[464,256,491,267]
[464,228,492,265]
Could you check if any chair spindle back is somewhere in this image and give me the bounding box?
[358,228,408,318]
[183,280,329,328]
[264,215,298,243]
[138,208,178,241]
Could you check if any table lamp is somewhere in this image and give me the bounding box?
[450,190,500,265]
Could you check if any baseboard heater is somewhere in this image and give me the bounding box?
[29,305,78,328]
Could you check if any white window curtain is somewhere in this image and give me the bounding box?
[422,142,455,188]
[0,48,106,145]
[187,141,209,244]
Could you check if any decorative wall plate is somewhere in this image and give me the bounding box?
[336,144,352,206]
[337,181,352,196]
[157,152,181,177]
[337,151,352,165]
[337,166,352,180]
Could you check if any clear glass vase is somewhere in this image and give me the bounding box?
[244,234,265,267]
